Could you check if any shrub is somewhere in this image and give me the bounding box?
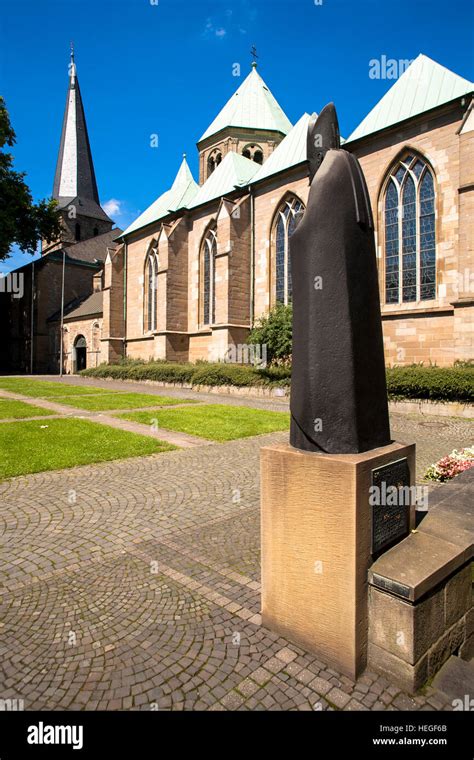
[82,359,292,388]
[386,365,474,402]
[82,361,472,402]
[247,303,292,366]
[192,363,257,387]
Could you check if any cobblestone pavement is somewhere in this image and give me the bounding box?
[2,401,471,710]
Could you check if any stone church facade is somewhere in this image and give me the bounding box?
[105,53,473,369]
[4,52,472,374]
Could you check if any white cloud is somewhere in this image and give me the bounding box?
[102,198,123,217]
[203,17,227,39]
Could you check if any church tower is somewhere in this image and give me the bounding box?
[196,62,292,185]
[43,47,113,254]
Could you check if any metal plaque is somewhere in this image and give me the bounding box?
[371,457,410,555]
[370,573,411,600]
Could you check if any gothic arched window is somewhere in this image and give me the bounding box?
[273,195,305,305]
[144,251,158,332]
[384,154,436,304]
[200,229,217,326]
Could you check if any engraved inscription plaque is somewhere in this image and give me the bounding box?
[371,458,410,555]
[370,573,411,600]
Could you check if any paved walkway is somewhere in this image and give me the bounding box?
[0,376,471,710]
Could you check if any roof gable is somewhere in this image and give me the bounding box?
[188,152,259,209]
[122,157,198,237]
[252,112,311,183]
[347,54,474,143]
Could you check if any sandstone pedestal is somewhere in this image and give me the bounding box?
[260,441,416,679]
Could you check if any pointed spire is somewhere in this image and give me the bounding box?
[171,154,195,190]
[53,48,111,221]
[198,66,292,143]
[69,41,76,84]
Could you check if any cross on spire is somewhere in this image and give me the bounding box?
[250,45,258,68]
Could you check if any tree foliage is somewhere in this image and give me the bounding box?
[0,97,61,261]
[247,302,293,365]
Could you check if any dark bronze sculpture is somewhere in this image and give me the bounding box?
[289,104,391,454]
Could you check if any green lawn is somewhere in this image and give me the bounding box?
[53,393,196,411]
[0,378,195,411]
[0,378,115,397]
[0,398,54,419]
[0,418,176,480]
[116,403,290,441]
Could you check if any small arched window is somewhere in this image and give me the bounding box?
[207,149,222,178]
[273,195,305,305]
[200,229,217,326]
[384,154,436,304]
[93,227,99,237]
[144,251,158,332]
[75,223,81,241]
[242,144,264,164]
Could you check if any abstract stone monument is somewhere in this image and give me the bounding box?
[261,104,416,679]
[290,103,391,454]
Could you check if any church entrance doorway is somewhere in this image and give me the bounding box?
[73,335,87,373]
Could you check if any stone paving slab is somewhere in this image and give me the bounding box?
[0,423,465,711]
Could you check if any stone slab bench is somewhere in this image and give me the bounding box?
[367,468,473,692]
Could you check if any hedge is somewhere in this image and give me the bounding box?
[82,360,291,388]
[385,365,473,402]
[81,362,473,402]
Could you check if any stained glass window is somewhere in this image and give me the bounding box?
[419,171,436,300]
[274,196,305,305]
[145,252,158,332]
[384,155,436,303]
[385,181,399,304]
[201,229,217,326]
[402,175,417,302]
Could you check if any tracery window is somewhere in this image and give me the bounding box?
[273,195,305,305]
[384,154,436,304]
[200,228,217,326]
[144,250,158,332]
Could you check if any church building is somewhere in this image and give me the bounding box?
[3,51,473,373]
[0,50,121,374]
[98,53,472,369]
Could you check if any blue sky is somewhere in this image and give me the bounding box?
[1,0,473,273]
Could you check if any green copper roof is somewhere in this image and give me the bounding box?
[347,54,474,143]
[188,151,259,208]
[251,112,311,183]
[122,157,198,237]
[199,65,292,143]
